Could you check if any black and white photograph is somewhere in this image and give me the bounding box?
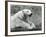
[10,5,42,32]
[5,1,45,36]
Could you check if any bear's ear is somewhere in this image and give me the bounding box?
[29,13,32,17]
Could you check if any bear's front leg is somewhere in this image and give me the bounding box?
[26,17,36,29]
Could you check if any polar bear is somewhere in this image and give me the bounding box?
[11,9,35,30]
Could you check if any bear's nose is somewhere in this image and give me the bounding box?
[28,13,32,17]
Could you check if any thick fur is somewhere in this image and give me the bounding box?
[11,9,35,30]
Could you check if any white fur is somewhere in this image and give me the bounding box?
[11,9,35,29]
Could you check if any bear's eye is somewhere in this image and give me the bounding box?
[27,11,29,12]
